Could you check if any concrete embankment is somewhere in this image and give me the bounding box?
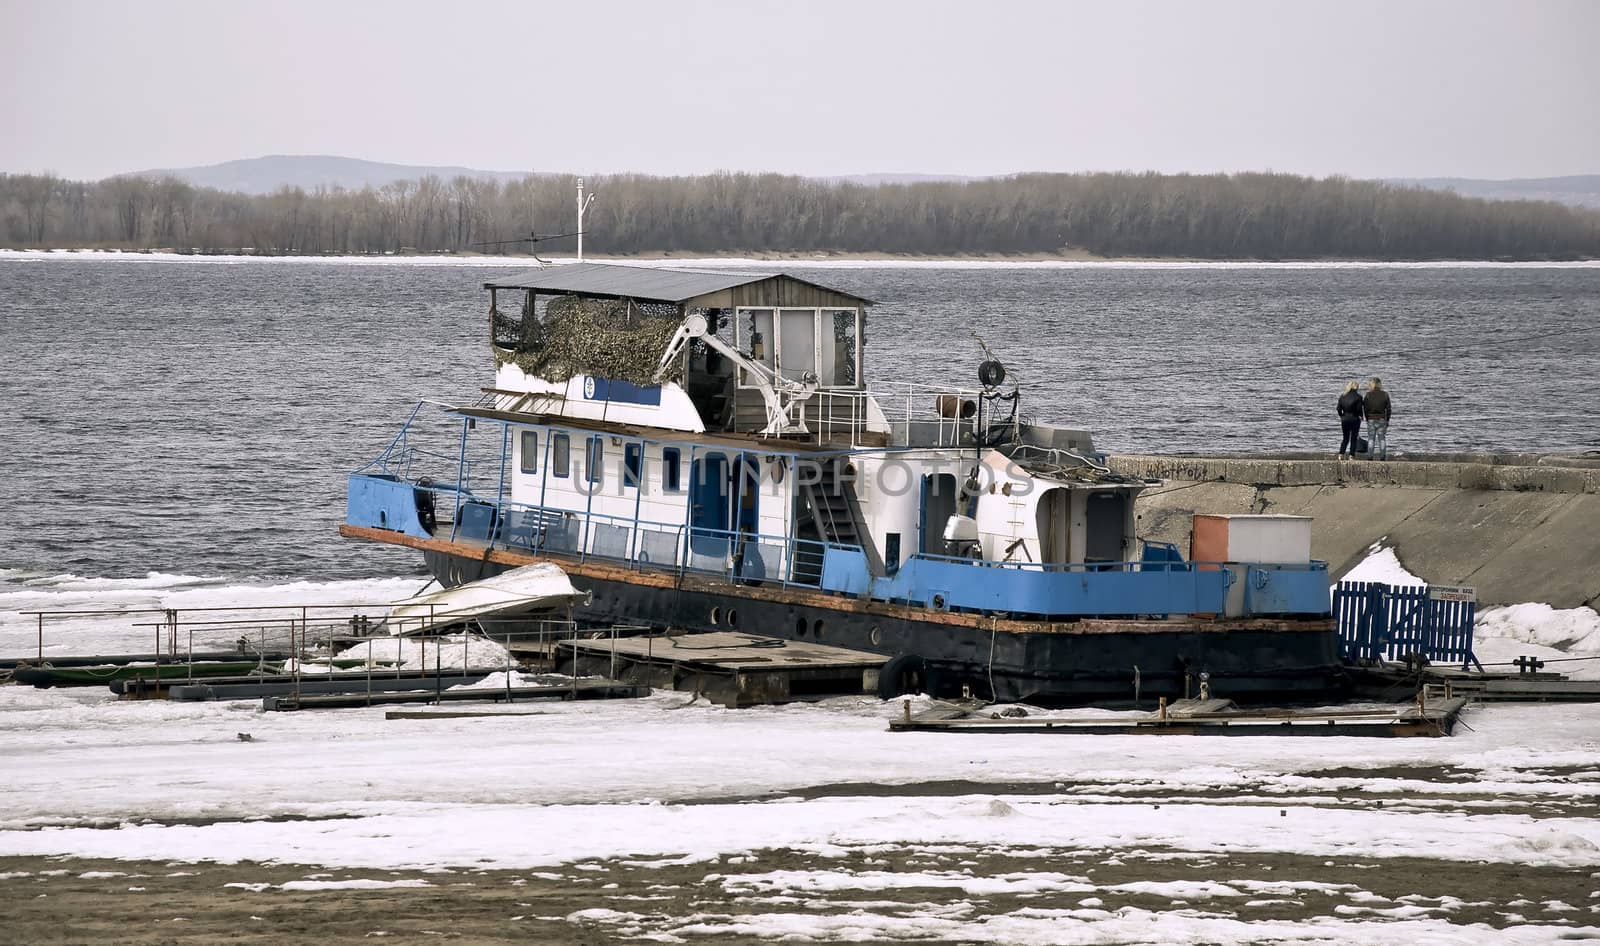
[1110,453,1600,609]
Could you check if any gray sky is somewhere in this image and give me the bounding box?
[2,0,1595,182]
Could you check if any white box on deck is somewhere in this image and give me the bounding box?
[1191,514,1312,564]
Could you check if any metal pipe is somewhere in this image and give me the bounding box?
[450,417,470,543]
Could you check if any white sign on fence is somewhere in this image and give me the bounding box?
[1427,584,1476,603]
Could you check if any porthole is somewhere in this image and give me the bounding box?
[709,607,721,626]
[795,616,808,636]
[869,626,882,646]
[727,609,738,628]
[813,619,825,639]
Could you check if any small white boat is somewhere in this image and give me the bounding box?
[383,562,582,635]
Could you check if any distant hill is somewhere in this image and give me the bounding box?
[1388,175,1600,210]
[117,155,1600,211]
[829,173,987,186]
[122,155,539,195]
[123,156,987,193]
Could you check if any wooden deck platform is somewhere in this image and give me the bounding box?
[262,680,648,711]
[561,631,889,707]
[888,696,1468,738]
[1423,677,1600,702]
[1351,662,1598,703]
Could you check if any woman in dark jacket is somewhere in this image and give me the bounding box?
[1337,381,1365,458]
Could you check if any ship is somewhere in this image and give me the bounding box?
[341,261,1342,704]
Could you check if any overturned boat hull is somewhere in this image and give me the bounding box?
[383,561,581,634]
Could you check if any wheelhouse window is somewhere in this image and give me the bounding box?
[823,308,861,386]
[735,306,862,389]
[586,437,604,484]
[662,447,682,491]
[552,433,570,478]
[519,430,538,474]
[623,443,643,489]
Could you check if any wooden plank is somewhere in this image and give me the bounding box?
[1163,698,1236,718]
[264,681,648,711]
[385,709,554,719]
[891,697,1466,738]
[564,631,887,672]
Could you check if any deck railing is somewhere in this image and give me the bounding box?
[791,381,988,447]
[440,490,854,591]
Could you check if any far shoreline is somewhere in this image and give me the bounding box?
[2,247,1598,268]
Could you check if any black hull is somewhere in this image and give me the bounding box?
[425,550,1346,707]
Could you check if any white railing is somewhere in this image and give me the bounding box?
[806,382,985,448]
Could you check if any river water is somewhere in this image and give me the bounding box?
[1,256,1596,584]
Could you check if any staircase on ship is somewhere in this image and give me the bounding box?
[794,456,886,575]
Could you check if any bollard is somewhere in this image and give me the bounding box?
[902,699,910,723]
[1158,696,1168,721]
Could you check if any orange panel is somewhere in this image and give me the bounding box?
[1191,514,1229,567]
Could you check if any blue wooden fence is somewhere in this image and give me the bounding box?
[1333,580,1481,669]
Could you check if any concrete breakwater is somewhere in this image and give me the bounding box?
[1111,452,1600,609]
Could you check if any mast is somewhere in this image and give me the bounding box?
[576,177,596,261]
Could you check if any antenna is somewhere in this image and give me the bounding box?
[576,177,597,261]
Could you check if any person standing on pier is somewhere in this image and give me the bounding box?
[1364,378,1392,460]
[1337,381,1365,458]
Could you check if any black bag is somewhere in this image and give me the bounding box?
[1356,437,1370,455]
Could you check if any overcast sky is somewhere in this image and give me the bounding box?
[2,0,1595,182]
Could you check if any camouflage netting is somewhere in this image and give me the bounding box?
[492,296,684,386]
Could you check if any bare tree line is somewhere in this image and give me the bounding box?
[1,169,1596,259]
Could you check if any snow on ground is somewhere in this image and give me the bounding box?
[4,550,1599,942]
[1338,543,1425,587]
[0,570,422,658]
[1477,603,1600,654]
[308,633,514,672]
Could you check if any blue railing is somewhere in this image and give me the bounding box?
[353,400,494,490]
[821,551,1331,618]
[349,473,853,591]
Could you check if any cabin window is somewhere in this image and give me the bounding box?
[552,434,570,478]
[735,306,862,389]
[519,431,538,474]
[586,437,604,484]
[778,308,816,384]
[736,308,777,386]
[623,443,643,489]
[662,447,682,491]
[823,308,861,386]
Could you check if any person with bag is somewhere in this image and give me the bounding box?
[1336,381,1365,458]
[1364,377,1392,460]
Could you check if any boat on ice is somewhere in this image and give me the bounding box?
[342,262,1339,704]
[381,562,582,635]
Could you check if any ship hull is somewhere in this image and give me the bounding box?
[420,545,1344,707]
